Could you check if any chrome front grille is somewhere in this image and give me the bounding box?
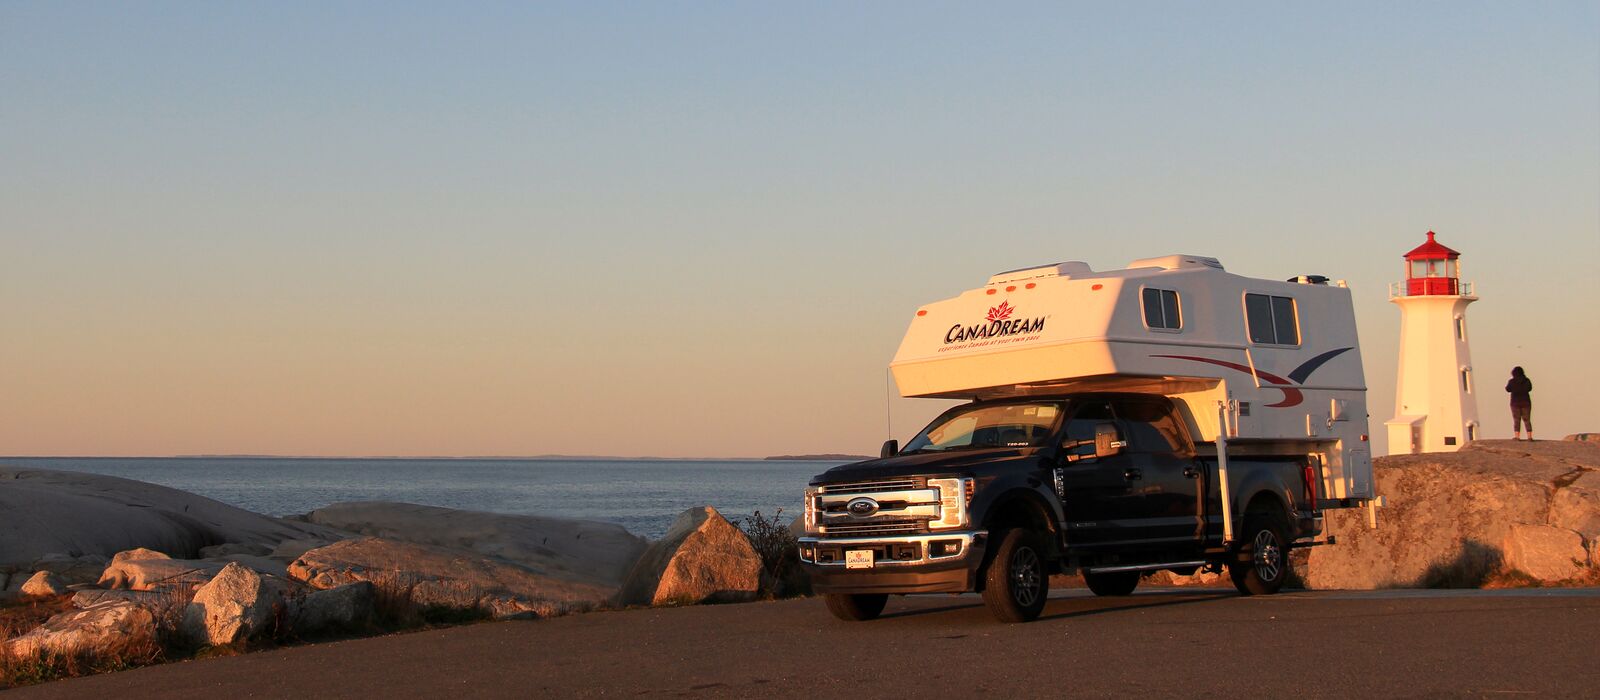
[819,521,926,536]
[818,478,924,495]
[813,477,940,537]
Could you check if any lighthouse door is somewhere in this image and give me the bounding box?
[1409,426,1422,455]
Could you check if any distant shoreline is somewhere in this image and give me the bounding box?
[1,454,862,463]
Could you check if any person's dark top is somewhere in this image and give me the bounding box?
[1506,376,1533,406]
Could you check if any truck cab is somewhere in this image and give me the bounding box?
[800,256,1374,622]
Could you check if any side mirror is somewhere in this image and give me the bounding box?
[1093,423,1126,458]
[880,439,899,458]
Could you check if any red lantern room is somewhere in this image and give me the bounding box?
[1403,231,1461,296]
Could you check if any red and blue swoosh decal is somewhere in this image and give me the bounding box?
[1151,348,1353,408]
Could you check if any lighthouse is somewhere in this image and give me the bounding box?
[1385,231,1480,455]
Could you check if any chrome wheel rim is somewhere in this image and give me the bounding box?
[1253,529,1282,582]
[1010,546,1042,607]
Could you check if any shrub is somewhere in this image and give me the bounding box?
[737,510,810,598]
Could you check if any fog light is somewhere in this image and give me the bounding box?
[931,540,963,557]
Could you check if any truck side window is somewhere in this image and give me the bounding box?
[1115,401,1185,454]
[1062,401,1116,459]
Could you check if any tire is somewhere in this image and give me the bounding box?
[1229,510,1290,596]
[1082,570,1140,597]
[824,593,888,621]
[981,529,1049,623]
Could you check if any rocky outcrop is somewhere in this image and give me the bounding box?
[20,571,68,597]
[3,601,156,658]
[0,468,347,567]
[183,562,291,645]
[619,507,763,606]
[292,581,374,632]
[1307,440,1599,588]
[288,538,612,619]
[199,543,271,558]
[303,502,648,590]
[1502,524,1588,581]
[100,558,225,592]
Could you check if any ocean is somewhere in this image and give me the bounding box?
[0,457,843,539]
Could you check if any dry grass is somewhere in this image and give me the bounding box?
[0,594,170,690]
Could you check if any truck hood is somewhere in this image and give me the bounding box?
[810,448,1043,485]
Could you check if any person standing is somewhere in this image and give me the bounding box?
[1506,366,1533,441]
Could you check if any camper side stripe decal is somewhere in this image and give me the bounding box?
[1150,348,1353,409]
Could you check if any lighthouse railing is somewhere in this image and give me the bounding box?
[1389,280,1474,299]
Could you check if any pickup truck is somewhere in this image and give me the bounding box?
[801,393,1317,622]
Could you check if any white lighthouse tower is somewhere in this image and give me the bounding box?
[1385,231,1480,455]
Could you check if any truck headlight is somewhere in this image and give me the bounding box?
[927,477,972,530]
[803,487,818,533]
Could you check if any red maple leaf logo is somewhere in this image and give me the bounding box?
[986,301,1015,322]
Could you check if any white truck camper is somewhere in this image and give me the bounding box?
[891,255,1378,534]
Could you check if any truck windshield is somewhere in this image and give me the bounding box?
[902,402,1064,453]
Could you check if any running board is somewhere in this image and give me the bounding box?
[1085,560,1208,575]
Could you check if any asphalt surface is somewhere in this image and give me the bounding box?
[11,588,1600,699]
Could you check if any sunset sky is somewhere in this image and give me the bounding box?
[3,3,1596,457]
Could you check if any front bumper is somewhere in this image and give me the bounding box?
[798,530,988,594]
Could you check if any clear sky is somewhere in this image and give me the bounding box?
[3,2,1596,457]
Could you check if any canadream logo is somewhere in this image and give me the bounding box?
[945,300,1046,344]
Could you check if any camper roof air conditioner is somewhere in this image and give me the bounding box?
[987,261,1094,285]
[1126,255,1225,271]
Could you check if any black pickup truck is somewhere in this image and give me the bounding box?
[798,394,1322,623]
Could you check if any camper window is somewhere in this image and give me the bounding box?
[1245,293,1300,345]
[1141,288,1182,331]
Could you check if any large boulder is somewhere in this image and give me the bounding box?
[619,506,763,606]
[72,589,171,609]
[1502,524,1588,581]
[183,562,290,645]
[3,601,156,658]
[112,548,172,564]
[288,538,612,619]
[292,581,375,632]
[100,558,225,591]
[20,571,68,597]
[1307,440,1600,588]
[0,468,348,568]
[303,502,648,590]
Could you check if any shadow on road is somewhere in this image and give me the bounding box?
[876,590,1236,623]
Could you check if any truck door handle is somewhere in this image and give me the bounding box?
[1123,468,1143,481]
[1183,466,1201,479]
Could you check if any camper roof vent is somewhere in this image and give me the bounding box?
[1126,255,1224,272]
[987,261,1094,285]
[1289,275,1330,285]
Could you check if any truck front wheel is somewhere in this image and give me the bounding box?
[1229,511,1290,596]
[824,593,888,621]
[981,529,1049,623]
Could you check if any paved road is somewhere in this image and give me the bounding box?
[12,588,1600,698]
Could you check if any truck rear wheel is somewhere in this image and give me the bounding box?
[824,593,888,621]
[1229,511,1289,596]
[981,529,1049,623]
[1082,570,1140,596]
